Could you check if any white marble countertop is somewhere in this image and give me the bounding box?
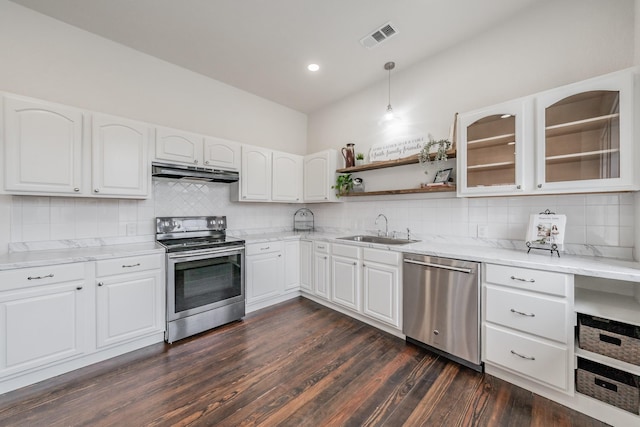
[242,231,640,282]
[0,242,165,271]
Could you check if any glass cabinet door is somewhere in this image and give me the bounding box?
[535,70,635,192]
[457,99,527,196]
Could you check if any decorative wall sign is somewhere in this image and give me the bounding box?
[369,135,425,161]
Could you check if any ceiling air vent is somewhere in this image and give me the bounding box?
[360,22,398,49]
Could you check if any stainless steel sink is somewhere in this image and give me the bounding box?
[337,235,418,245]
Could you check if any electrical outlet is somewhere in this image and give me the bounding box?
[477,225,489,238]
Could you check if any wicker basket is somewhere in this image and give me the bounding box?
[576,358,639,414]
[578,314,640,366]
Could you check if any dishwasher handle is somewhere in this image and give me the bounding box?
[403,258,473,274]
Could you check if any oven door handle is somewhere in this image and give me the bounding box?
[168,246,244,259]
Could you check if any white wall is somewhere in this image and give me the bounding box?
[306,0,637,258]
[0,0,308,255]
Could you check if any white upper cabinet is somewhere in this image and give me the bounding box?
[304,149,338,202]
[203,136,240,171]
[4,95,83,195]
[534,69,638,193]
[240,145,272,201]
[154,127,204,166]
[272,151,303,202]
[91,114,149,197]
[457,68,638,197]
[457,98,529,197]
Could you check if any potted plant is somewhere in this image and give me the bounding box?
[355,153,365,166]
[419,138,452,168]
[332,173,353,197]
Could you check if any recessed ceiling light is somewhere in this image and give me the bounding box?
[307,63,320,72]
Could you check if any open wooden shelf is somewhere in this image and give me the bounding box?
[336,150,456,173]
[340,185,456,197]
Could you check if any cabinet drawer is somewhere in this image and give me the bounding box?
[485,325,568,390]
[96,254,163,277]
[332,243,359,259]
[363,248,400,266]
[485,286,567,343]
[0,263,85,291]
[246,241,283,256]
[485,264,568,297]
[314,242,329,254]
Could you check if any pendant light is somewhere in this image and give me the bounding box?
[384,61,396,121]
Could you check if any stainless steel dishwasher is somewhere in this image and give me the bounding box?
[403,253,482,371]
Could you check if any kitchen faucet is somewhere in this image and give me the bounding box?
[375,214,388,237]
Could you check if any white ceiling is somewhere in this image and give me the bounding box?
[10,0,539,113]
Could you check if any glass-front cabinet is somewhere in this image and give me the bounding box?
[457,68,638,197]
[457,99,528,196]
[534,70,636,193]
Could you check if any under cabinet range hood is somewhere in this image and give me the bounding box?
[152,162,239,183]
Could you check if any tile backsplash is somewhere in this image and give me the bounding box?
[6,180,636,259]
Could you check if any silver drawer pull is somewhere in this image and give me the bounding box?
[510,275,535,283]
[510,308,535,317]
[510,350,535,361]
[27,274,54,280]
[260,246,270,250]
[122,263,141,268]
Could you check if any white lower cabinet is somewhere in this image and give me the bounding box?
[95,255,164,349]
[362,249,401,328]
[313,242,331,300]
[283,240,300,292]
[482,263,573,394]
[299,240,313,292]
[0,253,165,394]
[246,242,284,306]
[330,244,361,312]
[0,263,89,378]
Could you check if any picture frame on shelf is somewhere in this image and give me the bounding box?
[433,168,452,183]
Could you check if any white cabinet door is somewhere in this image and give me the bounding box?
[534,70,637,193]
[155,126,203,166]
[362,261,400,328]
[457,98,529,197]
[0,280,88,376]
[4,95,83,195]
[300,240,313,292]
[96,269,163,349]
[272,151,303,202]
[246,251,283,304]
[241,145,272,201]
[304,150,337,202]
[331,255,360,312]
[313,251,330,300]
[91,114,149,197]
[203,136,240,171]
[283,240,300,292]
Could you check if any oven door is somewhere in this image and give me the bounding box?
[166,247,245,322]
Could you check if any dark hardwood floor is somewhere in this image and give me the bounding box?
[0,297,607,426]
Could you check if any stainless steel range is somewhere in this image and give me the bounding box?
[156,216,245,343]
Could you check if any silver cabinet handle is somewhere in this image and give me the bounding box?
[510,308,535,317]
[537,184,542,188]
[278,254,282,257]
[76,286,83,290]
[94,188,100,193]
[74,188,80,192]
[510,275,535,283]
[353,262,357,266]
[317,245,325,249]
[122,263,141,268]
[28,274,54,280]
[510,350,535,361]
[516,185,521,189]
[260,246,270,250]
[205,160,210,165]
[98,282,104,287]
[194,160,199,164]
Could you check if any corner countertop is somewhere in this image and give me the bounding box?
[242,231,640,282]
[0,242,165,271]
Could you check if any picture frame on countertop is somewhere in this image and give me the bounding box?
[433,168,452,183]
[525,212,567,253]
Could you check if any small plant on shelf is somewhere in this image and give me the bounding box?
[355,153,365,166]
[332,173,353,197]
[419,138,452,169]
